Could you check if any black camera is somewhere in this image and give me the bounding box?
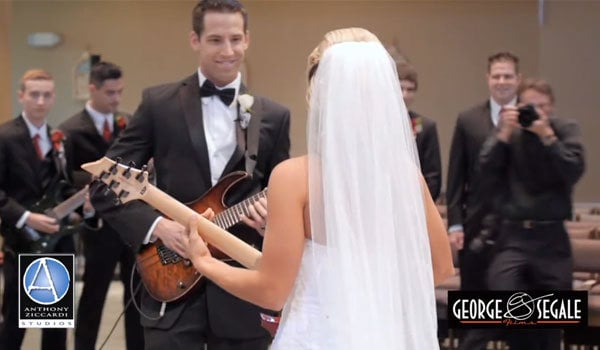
[517,104,539,128]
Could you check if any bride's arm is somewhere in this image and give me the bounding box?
[420,175,455,286]
[187,158,308,310]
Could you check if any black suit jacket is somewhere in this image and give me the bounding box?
[59,109,129,189]
[410,111,442,200]
[0,115,73,251]
[90,73,290,337]
[446,101,496,239]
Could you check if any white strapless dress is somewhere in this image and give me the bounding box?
[270,239,440,350]
[270,240,337,349]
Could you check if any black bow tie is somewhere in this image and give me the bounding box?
[200,79,236,106]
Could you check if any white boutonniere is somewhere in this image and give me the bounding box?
[237,93,254,129]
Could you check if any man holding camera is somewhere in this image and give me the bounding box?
[479,78,585,350]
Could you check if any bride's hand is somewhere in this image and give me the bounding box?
[185,211,214,269]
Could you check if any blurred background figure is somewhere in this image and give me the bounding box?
[59,61,144,350]
[396,62,442,201]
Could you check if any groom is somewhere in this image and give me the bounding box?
[90,1,291,349]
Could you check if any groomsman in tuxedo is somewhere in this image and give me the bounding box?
[396,63,442,200]
[89,1,291,349]
[0,69,74,350]
[59,61,144,350]
[446,52,521,349]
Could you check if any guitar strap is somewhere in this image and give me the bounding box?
[235,113,259,178]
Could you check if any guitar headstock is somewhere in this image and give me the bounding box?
[81,157,151,205]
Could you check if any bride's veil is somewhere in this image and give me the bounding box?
[307,29,439,348]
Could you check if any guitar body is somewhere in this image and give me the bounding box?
[135,171,250,302]
[17,180,81,254]
[26,224,81,254]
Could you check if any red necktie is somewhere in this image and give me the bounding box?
[32,134,44,160]
[102,119,112,142]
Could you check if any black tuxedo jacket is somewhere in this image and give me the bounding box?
[446,101,496,238]
[59,109,129,189]
[0,115,73,251]
[409,111,442,200]
[90,73,290,337]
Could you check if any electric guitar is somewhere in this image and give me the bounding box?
[81,157,263,302]
[18,181,87,253]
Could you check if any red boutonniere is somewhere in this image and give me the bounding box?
[51,129,65,152]
[410,116,423,135]
[115,115,127,130]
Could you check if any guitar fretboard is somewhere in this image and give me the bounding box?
[213,189,267,230]
[156,189,267,266]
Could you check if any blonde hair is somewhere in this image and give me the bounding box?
[19,69,53,92]
[306,28,379,100]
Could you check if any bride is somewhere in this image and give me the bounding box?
[186,27,454,349]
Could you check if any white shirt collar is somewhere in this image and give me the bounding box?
[21,112,48,139]
[197,69,241,106]
[490,97,517,126]
[85,101,114,134]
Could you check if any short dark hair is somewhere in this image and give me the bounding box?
[396,62,418,90]
[89,61,122,87]
[518,78,555,103]
[487,51,520,73]
[192,0,248,36]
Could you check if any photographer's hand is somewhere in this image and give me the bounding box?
[526,107,557,144]
[497,106,519,143]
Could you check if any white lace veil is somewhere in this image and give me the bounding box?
[307,29,439,348]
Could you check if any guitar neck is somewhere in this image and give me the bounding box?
[213,190,267,230]
[143,186,262,269]
[48,188,88,220]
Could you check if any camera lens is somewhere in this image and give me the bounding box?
[518,104,539,128]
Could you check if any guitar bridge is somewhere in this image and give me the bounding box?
[156,244,183,265]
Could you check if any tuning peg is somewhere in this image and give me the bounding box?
[117,189,130,200]
[123,161,137,179]
[108,163,118,175]
[103,179,119,196]
[136,165,148,182]
[99,170,110,180]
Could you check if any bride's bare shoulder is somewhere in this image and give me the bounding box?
[268,156,308,197]
[272,156,308,177]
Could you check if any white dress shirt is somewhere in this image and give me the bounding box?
[22,112,51,158]
[198,69,241,186]
[86,101,114,135]
[490,97,517,127]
